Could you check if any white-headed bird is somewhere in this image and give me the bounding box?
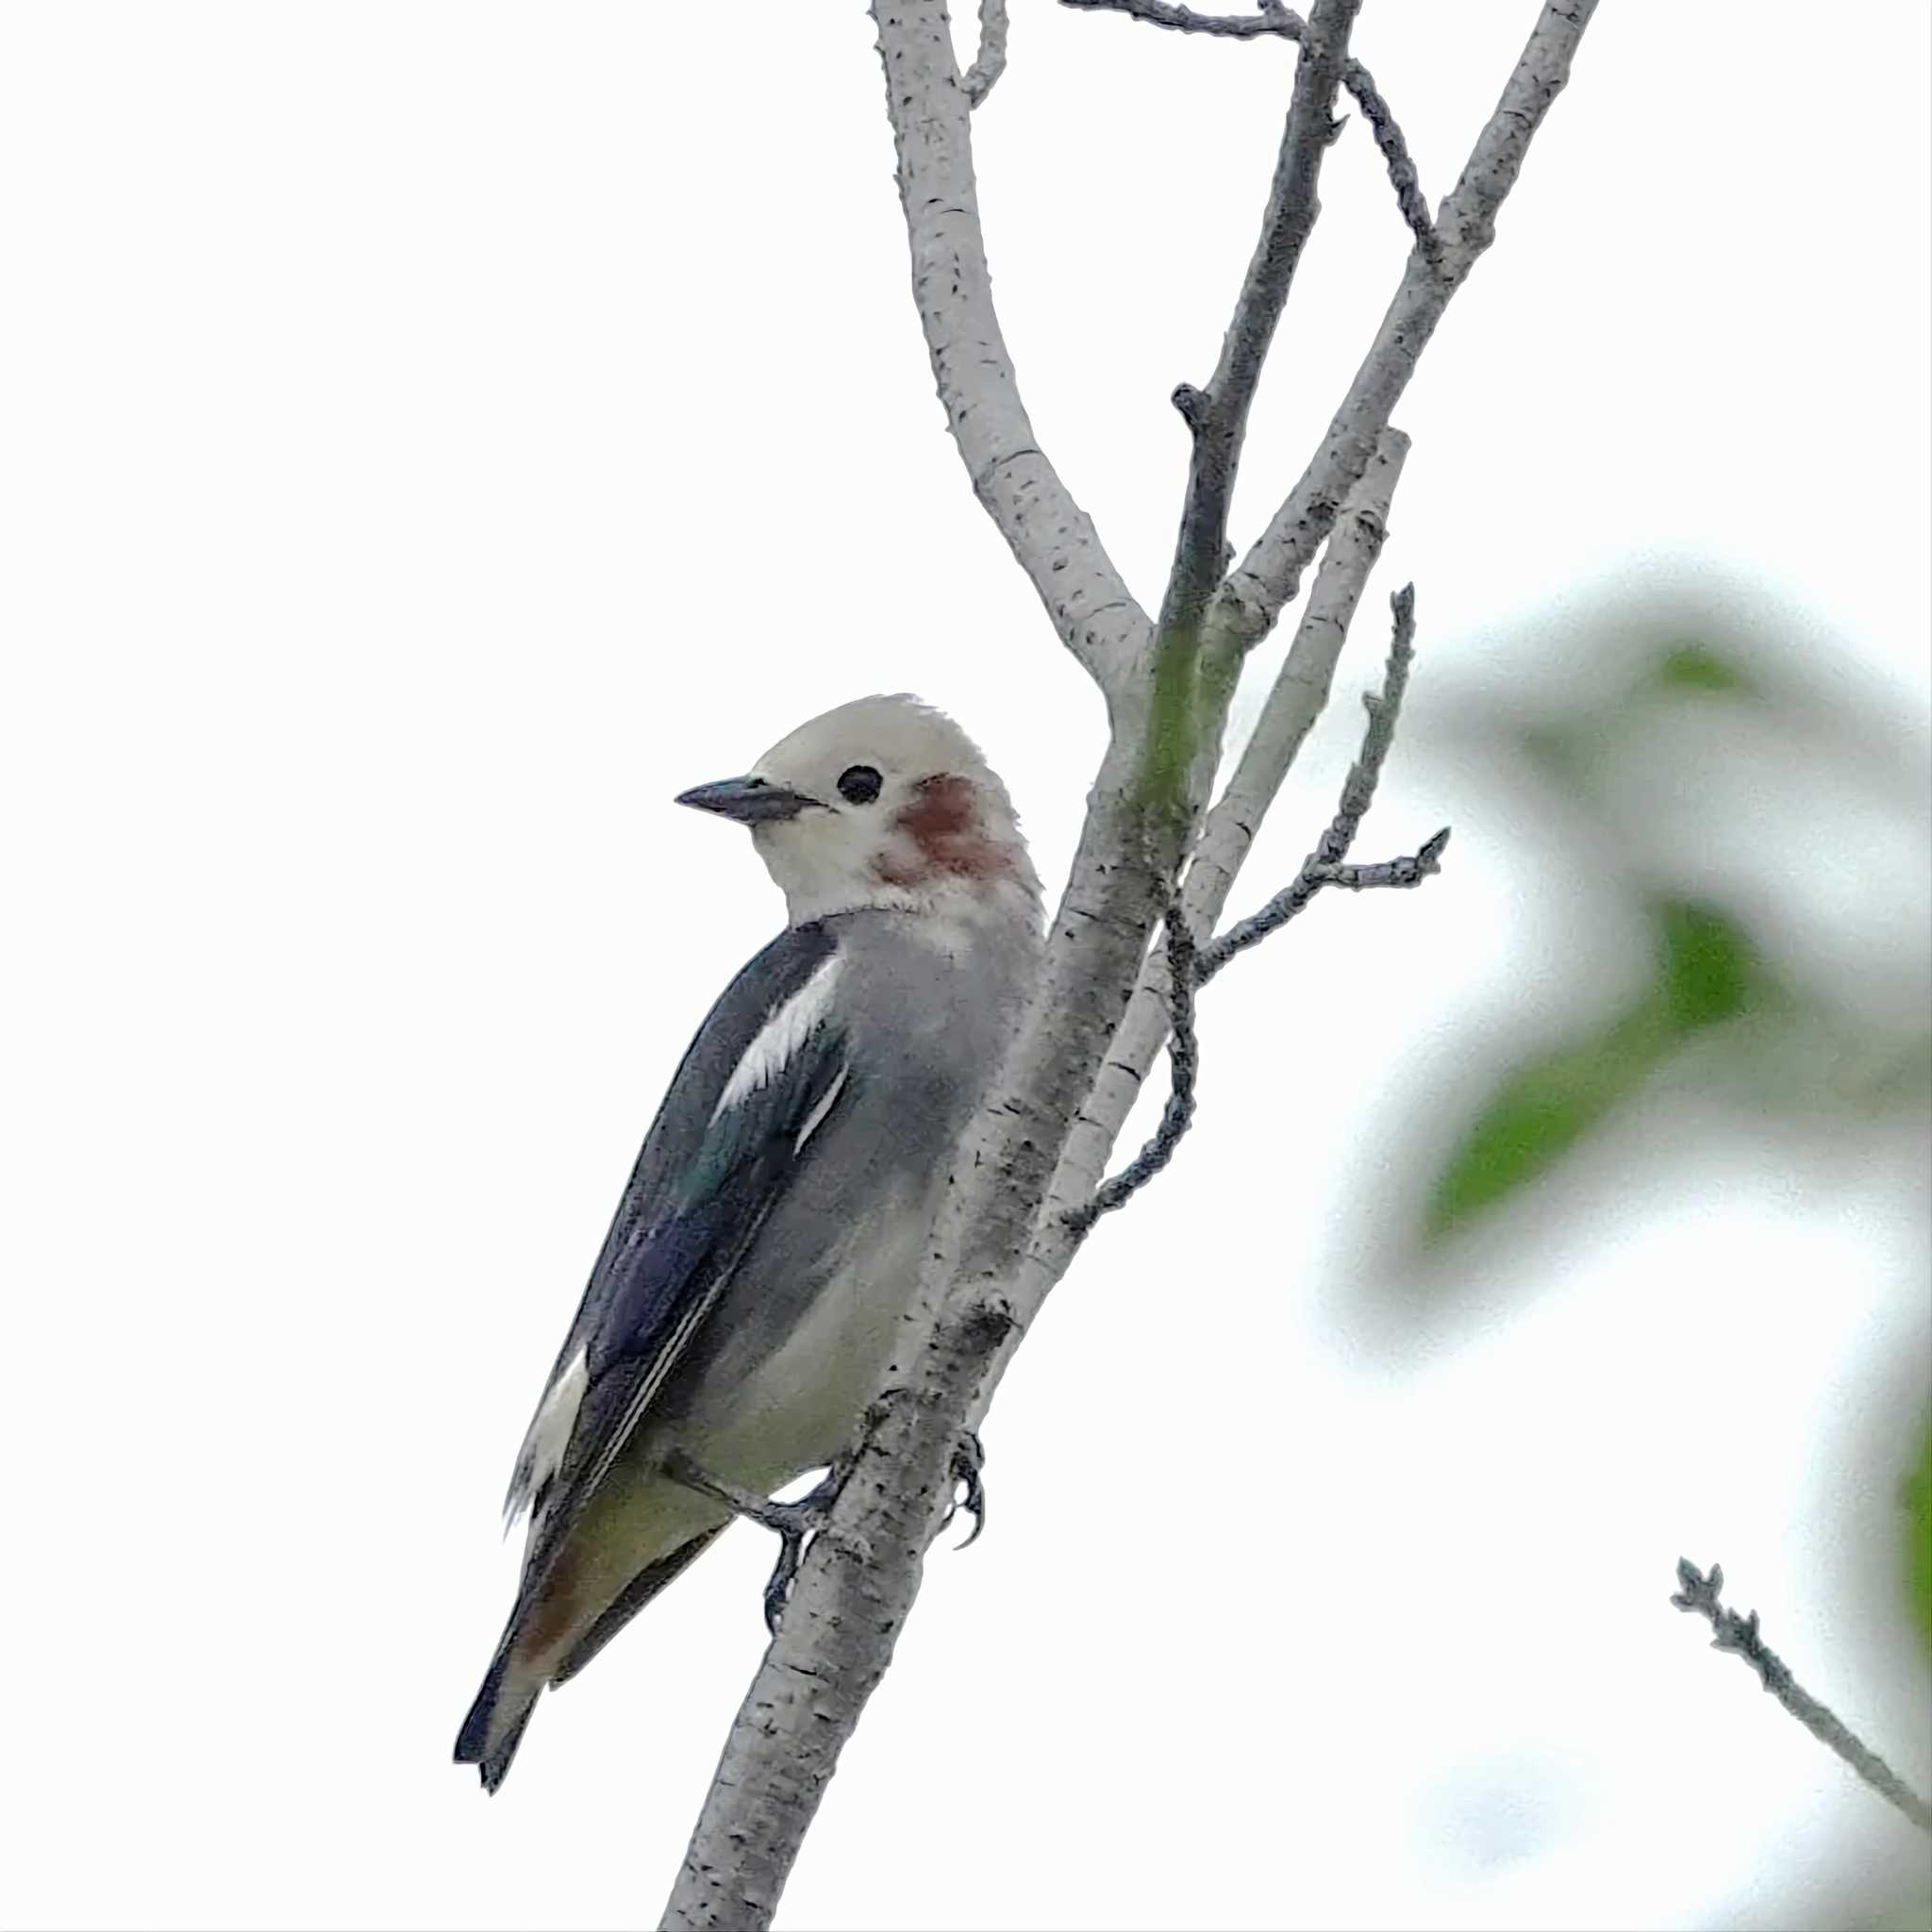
[455,694,1041,1790]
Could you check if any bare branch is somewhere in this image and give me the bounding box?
[1672,1560,1932,1838]
[1197,583,1434,980]
[961,0,1009,106]
[1059,0,1301,42]
[1064,909,1199,1232]
[877,0,1148,682]
[1159,0,1358,640]
[1060,575,1440,1238]
[1198,824,1448,983]
[1339,54,1437,261]
[1035,430,1407,1300]
[1210,1,1598,654]
[665,6,1597,1914]
[1199,431,1406,892]
[1060,0,1435,259]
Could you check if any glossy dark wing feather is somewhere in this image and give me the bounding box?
[507,920,851,1596]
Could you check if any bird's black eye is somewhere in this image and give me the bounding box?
[837,764,883,805]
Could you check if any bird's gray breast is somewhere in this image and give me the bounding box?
[652,908,1032,1483]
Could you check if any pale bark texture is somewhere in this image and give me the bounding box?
[661,5,1599,1924]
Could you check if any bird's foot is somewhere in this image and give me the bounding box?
[942,1429,987,1548]
[661,1450,853,1635]
[858,1393,989,1549]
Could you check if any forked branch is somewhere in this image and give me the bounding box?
[1060,0,1436,257]
[1069,587,1446,1232]
[1161,0,1358,637]
[1211,2,1598,653]
[662,8,1598,1922]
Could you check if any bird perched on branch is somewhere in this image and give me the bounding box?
[455,693,1041,1791]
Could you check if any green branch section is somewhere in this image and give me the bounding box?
[1136,627,1241,829]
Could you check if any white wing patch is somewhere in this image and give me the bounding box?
[504,1343,589,1529]
[713,955,843,1120]
[793,1064,849,1155]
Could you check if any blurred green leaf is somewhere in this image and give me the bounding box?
[1650,642,1756,696]
[1862,1035,1932,1115]
[1424,901,1768,1241]
[1515,646,1754,805]
[1906,1416,1932,1661]
[1516,721,1595,791]
[1654,899,1760,1033]
[1424,1008,1667,1239]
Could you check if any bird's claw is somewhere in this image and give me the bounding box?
[942,1429,987,1549]
[755,1462,848,1634]
[662,1449,847,1634]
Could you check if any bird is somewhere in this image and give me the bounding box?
[454,692,1041,1792]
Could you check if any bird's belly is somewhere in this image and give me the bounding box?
[672,1199,927,1494]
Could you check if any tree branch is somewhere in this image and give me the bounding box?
[961,0,1009,106]
[1059,0,1436,258]
[1040,430,1406,1262]
[1672,1559,1932,1838]
[663,5,1596,1915]
[1196,583,1434,981]
[1200,823,1449,984]
[878,0,1148,681]
[1159,0,1358,641]
[1209,1,1598,655]
[1064,908,1199,1232]
[1338,47,1437,262]
[1063,577,1442,1235]
[1060,0,1301,38]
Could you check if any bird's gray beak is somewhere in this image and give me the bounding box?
[675,774,822,824]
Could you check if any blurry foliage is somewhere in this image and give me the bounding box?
[1908,1417,1932,1661]
[1424,637,1930,1245]
[1405,606,1932,1697]
[1426,899,1768,1238]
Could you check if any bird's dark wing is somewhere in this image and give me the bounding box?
[502,918,855,1585]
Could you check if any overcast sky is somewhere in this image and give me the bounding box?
[5,4,1928,1928]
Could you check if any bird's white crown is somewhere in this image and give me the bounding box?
[743,694,1041,929]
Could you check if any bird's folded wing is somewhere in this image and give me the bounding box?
[502,920,853,1589]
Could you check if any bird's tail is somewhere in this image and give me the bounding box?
[454,1644,541,1794]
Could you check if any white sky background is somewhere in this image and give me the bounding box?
[3,3,1928,1928]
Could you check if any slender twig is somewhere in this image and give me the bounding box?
[961,0,1009,106]
[1035,434,1406,1306]
[1059,0,1435,259]
[1672,1560,1932,1838]
[876,2,1148,683]
[1197,824,1448,984]
[1159,0,1358,639]
[1066,909,1199,1232]
[1060,0,1301,42]
[1063,576,1443,1235]
[1339,52,1437,261]
[1210,3,1597,655]
[1197,585,1441,980]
